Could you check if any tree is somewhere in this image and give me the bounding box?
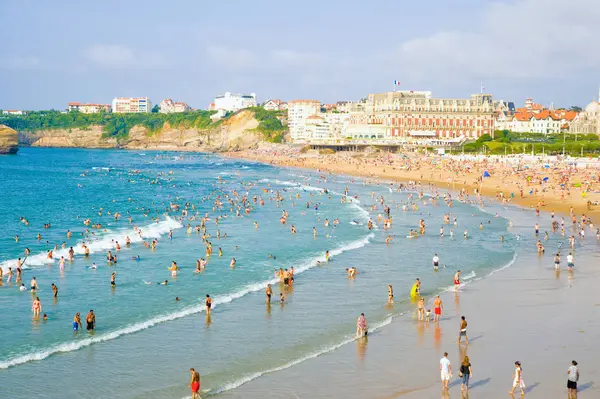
[152,105,160,113]
[570,106,582,112]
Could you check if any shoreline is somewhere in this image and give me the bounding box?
[224,149,600,220]
[214,200,600,399]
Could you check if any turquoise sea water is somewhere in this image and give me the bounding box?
[0,148,524,398]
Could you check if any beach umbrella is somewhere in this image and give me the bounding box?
[483,171,491,177]
[543,177,549,182]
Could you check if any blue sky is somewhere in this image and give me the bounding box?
[1,0,599,110]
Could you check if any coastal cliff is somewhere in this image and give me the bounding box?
[17,110,269,152]
[0,124,19,154]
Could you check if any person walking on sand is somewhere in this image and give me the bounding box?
[509,361,525,395]
[189,368,200,399]
[567,360,579,398]
[356,313,368,337]
[460,355,472,394]
[458,316,468,344]
[440,352,452,391]
[433,295,443,322]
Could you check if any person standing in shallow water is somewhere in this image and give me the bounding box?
[86,310,95,331]
[205,294,212,315]
[189,368,200,399]
[356,313,368,337]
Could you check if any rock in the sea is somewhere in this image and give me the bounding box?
[0,124,18,154]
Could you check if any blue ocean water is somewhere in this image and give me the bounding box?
[0,148,521,398]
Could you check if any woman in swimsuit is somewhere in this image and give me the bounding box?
[356,313,368,337]
[417,297,425,320]
[265,284,272,304]
[388,285,394,304]
[205,294,212,315]
[32,297,42,317]
[454,270,461,291]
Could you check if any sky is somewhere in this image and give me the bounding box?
[1,0,599,110]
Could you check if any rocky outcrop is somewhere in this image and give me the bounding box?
[18,110,265,152]
[0,124,19,154]
[19,125,118,149]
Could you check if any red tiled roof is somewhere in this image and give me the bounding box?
[513,112,532,121]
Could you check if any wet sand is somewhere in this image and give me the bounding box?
[214,204,600,399]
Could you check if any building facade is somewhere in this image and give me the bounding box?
[346,91,495,140]
[213,92,257,112]
[287,100,321,141]
[569,98,600,136]
[111,97,151,113]
[68,102,111,113]
[2,110,25,115]
[263,99,287,111]
[159,99,191,113]
[509,109,577,134]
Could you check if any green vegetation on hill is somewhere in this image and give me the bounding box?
[0,110,218,140]
[246,107,286,143]
[461,130,600,156]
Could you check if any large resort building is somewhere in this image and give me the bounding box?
[345,91,495,143]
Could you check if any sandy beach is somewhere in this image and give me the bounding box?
[214,201,600,399]
[210,147,600,399]
[226,145,600,220]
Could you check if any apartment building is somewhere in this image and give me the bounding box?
[111,97,152,113]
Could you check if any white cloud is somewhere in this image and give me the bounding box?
[394,0,600,81]
[83,44,166,69]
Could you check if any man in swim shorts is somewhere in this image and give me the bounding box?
[189,368,200,399]
[432,254,440,271]
[458,316,468,344]
[86,310,95,331]
[73,312,82,331]
[433,295,443,322]
[567,253,575,270]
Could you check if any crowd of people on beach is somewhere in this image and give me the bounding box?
[1,154,596,398]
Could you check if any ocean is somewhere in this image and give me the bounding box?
[0,148,527,398]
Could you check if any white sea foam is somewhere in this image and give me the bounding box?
[180,315,394,398]
[0,233,373,370]
[0,217,183,273]
[483,252,518,278]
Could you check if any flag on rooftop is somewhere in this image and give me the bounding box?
[393,80,400,85]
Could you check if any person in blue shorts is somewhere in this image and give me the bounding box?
[73,312,82,331]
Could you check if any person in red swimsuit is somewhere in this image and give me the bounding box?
[189,368,200,399]
[454,270,461,291]
[433,295,443,322]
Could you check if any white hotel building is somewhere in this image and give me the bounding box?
[287,100,322,141]
[213,92,257,112]
[111,97,152,113]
